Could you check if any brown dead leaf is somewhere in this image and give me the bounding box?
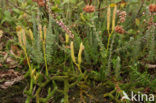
[10,45,23,57]
[4,81,14,87]
[0,69,24,89]
[0,69,19,79]
[0,43,3,51]
[6,57,19,68]
[3,52,8,61]
[0,30,3,39]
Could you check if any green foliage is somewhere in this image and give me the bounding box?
[113,56,121,80]
[130,64,151,86]
[0,0,156,103]
[30,15,43,64]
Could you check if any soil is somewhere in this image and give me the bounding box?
[0,82,26,103]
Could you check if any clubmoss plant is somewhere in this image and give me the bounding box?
[16,26,34,103]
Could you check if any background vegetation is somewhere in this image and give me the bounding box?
[0,0,156,103]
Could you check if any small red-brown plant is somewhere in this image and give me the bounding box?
[117,10,127,23]
[115,25,125,34]
[32,0,45,7]
[149,4,156,13]
[83,5,95,13]
[38,0,45,6]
